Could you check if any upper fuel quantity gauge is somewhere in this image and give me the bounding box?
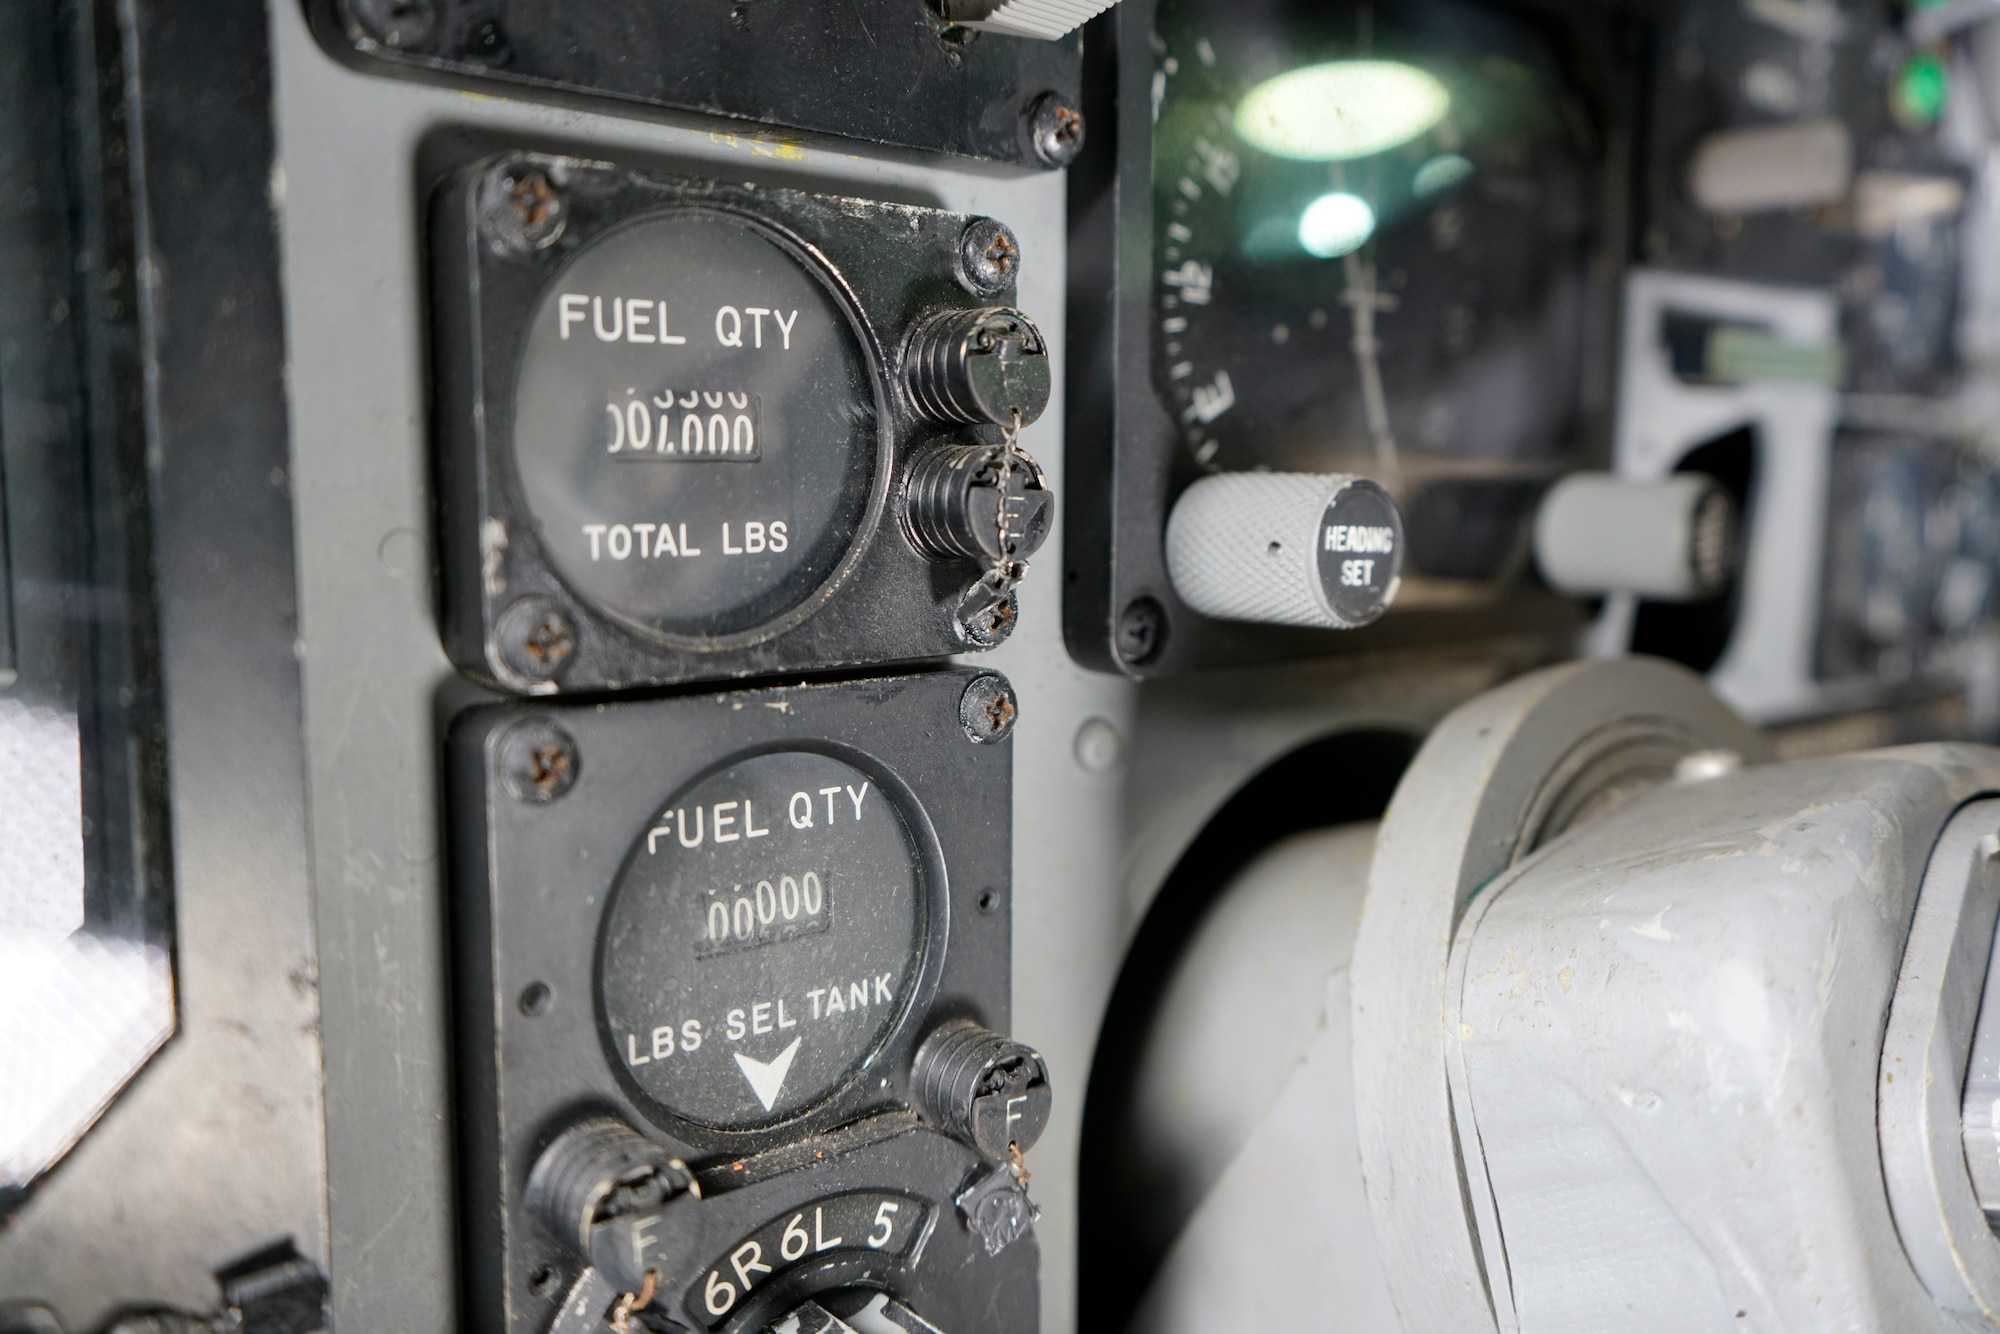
[432,153,1056,693]
[512,210,878,643]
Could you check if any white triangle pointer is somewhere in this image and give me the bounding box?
[734,1036,803,1112]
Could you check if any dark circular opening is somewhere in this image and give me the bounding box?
[518,982,553,1017]
[1078,728,1419,1332]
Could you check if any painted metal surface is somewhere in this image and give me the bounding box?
[0,0,330,1324]
[1591,270,1843,722]
[265,8,1133,1325]
[1125,824,1400,1334]
[1881,798,2000,1322]
[1352,658,1768,1334]
[1451,747,2000,1330]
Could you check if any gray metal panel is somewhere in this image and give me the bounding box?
[0,0,330,1323]
[1123,824,1401,1334]
[1352,658,1769,1334]
[1882,799,2000,1320]
[1451,746,2000,1331]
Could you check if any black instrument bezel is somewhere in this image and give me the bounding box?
[1062,0,1655,676]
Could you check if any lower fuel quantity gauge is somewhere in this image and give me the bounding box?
[599,750,928,1130]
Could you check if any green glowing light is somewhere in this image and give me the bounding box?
[1298,191,1377,258]
[1413,153,1475,196]
[1895,54,1949,128]
[1236,60,1452,162]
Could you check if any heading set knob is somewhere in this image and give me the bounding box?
[1165,473,1404,629]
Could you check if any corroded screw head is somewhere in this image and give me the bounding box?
[348,0,437,48]
[954,1159,1038,1257]
[959,673,1018,744]
[463,17,510,62]
[496,596,577,685]
[1115,596,1166,666]
[955,582,1020,649]
[958,218,1022,297]
[498,720,580,803]
[479,162,567,253]
[1027,93,1085,168]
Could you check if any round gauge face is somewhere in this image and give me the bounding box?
[1150,0,1607,483]
[598,751,927,1131]
[513,211,881,642]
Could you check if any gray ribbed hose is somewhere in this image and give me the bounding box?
[941,0,1120,39]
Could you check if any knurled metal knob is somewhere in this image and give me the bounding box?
[1533,472,1737,601]
[941,0,1120,39]
[903,307,1051,427]
[771,1293,946,1334]
[1165,472,1404,629]
[903,441,1053,565]
[522,1117,696,1284]
[912,1019,1052,1159]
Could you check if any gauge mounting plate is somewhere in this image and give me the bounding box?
[432,152,1028,694]
[447,669,1018,1334]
